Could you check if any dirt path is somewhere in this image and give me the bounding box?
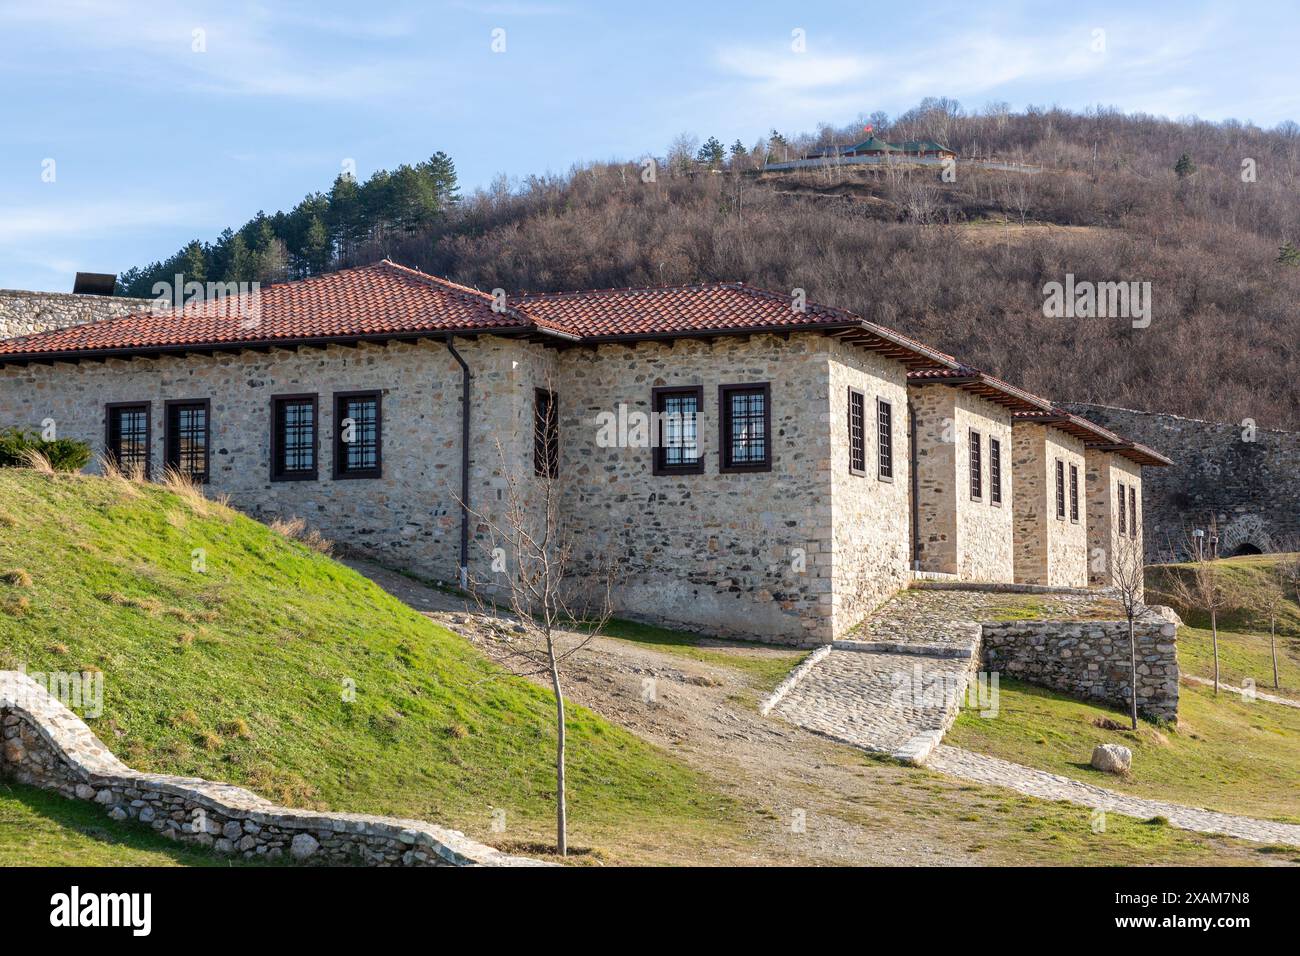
[349,560,1290,867]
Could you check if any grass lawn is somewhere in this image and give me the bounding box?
[0,782,265,866]
[599,618,806,693]
[0,470,745,864]
[1177,625,1300,698]
[945,677,1300,824]
[1149,553,1300,638]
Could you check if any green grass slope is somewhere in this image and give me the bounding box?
[1148,553,1300,637]
[0,470,735,863]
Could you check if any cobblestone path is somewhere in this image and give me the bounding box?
[929,744,1300,847]
[767,585,1300,847]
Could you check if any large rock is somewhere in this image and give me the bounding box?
[289,833,320,860]
[1091,743,1132,774]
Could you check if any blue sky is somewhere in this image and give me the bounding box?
[1,0,1295,292]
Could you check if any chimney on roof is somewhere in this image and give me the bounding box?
[72,272,118,296]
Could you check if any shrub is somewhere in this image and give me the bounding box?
[0,428,91,472]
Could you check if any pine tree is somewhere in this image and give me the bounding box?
[302,215,332,275]
[181,240,207,285]
[729,139,748,159]
[327,173,365,264]
[1174,152,1196,178]
[225,233,256,283]
[697,136,725,167]
[1278,241,1300,266]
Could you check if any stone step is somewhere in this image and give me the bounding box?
[831,639,975,660]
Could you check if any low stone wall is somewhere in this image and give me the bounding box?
[0,672,544,866]
[979,615,1179,721]
[0,290,153,340]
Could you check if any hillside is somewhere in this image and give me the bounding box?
[121,104,1300,430]
[0,469,738,863]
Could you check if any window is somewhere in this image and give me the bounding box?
[165,400,210,483]
[877,399,894,481]
[1055,460,1066,519]
[106,402,150,478]
[271,394,318,481]
[1069,463,1079,522]
[969,429,982,499]
[652,386,703,475]
[1117,482,1127,535]
[1129,485,1138,539]
[989,437,1002,505]
[332,391,382,479]
[534,388,559,478]
[847,388,866,476]
[718,383,771,473]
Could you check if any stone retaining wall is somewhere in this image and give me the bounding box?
[0,671,543,866]
[0,290,153,340]
[980,615,1179,721]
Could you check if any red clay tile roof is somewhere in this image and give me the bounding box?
[0,263,960,370]
[1014,409,1173,467]
[0,261,527,360]
[907,366,1055,413]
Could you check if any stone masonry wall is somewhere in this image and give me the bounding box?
[0,671,541,866]
[1063,402,1294,561]
[1083,449,1144,598]
[981,614,1179,721]
[910,386,1014,581]
[827,340,912,633]
[0,290,153,340]
[1011,424,1088,587]
[557,333,911,645]
[0,336,549,587]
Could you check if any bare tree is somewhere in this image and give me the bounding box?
[1276,542,1300,609]
[1162,524,1238,696]
[1260,574,1286,689]
[458,390,616,857]
[1110,531,1147,728]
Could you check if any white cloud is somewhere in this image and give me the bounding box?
[0,198,211,244]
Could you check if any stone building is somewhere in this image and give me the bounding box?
[906,368,1038,582]
[0,261,1170,644]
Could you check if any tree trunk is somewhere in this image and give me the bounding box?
[1128,615,1138,730]
[1271,615,1279,689]
[549,653,567,858]
[1211,608,1220,696]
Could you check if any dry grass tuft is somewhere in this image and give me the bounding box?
[1,568,33,587]
[268,515,334,555]
[161,467,214,517]
[19,448,55,476]
[2,595,30,616]
[97,455,143,499]
[219,718,253,740]
[47,643,69,656]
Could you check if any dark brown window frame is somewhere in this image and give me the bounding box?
[1069,462,1080,523]
[989,436,1002,505]
[877,398,894,482]
[270,393,319,482]
[164,398,211,484]
[651,385,704,476]
[969,429,982,500]
[718,382,772,474]
[1117,482,1127,536]
[1129,485,1138,540]
[847,387,866,477]
[332,390,383,480]
[1054,459,1066,519]
[104,401,152,479]
[534,388,559,479]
